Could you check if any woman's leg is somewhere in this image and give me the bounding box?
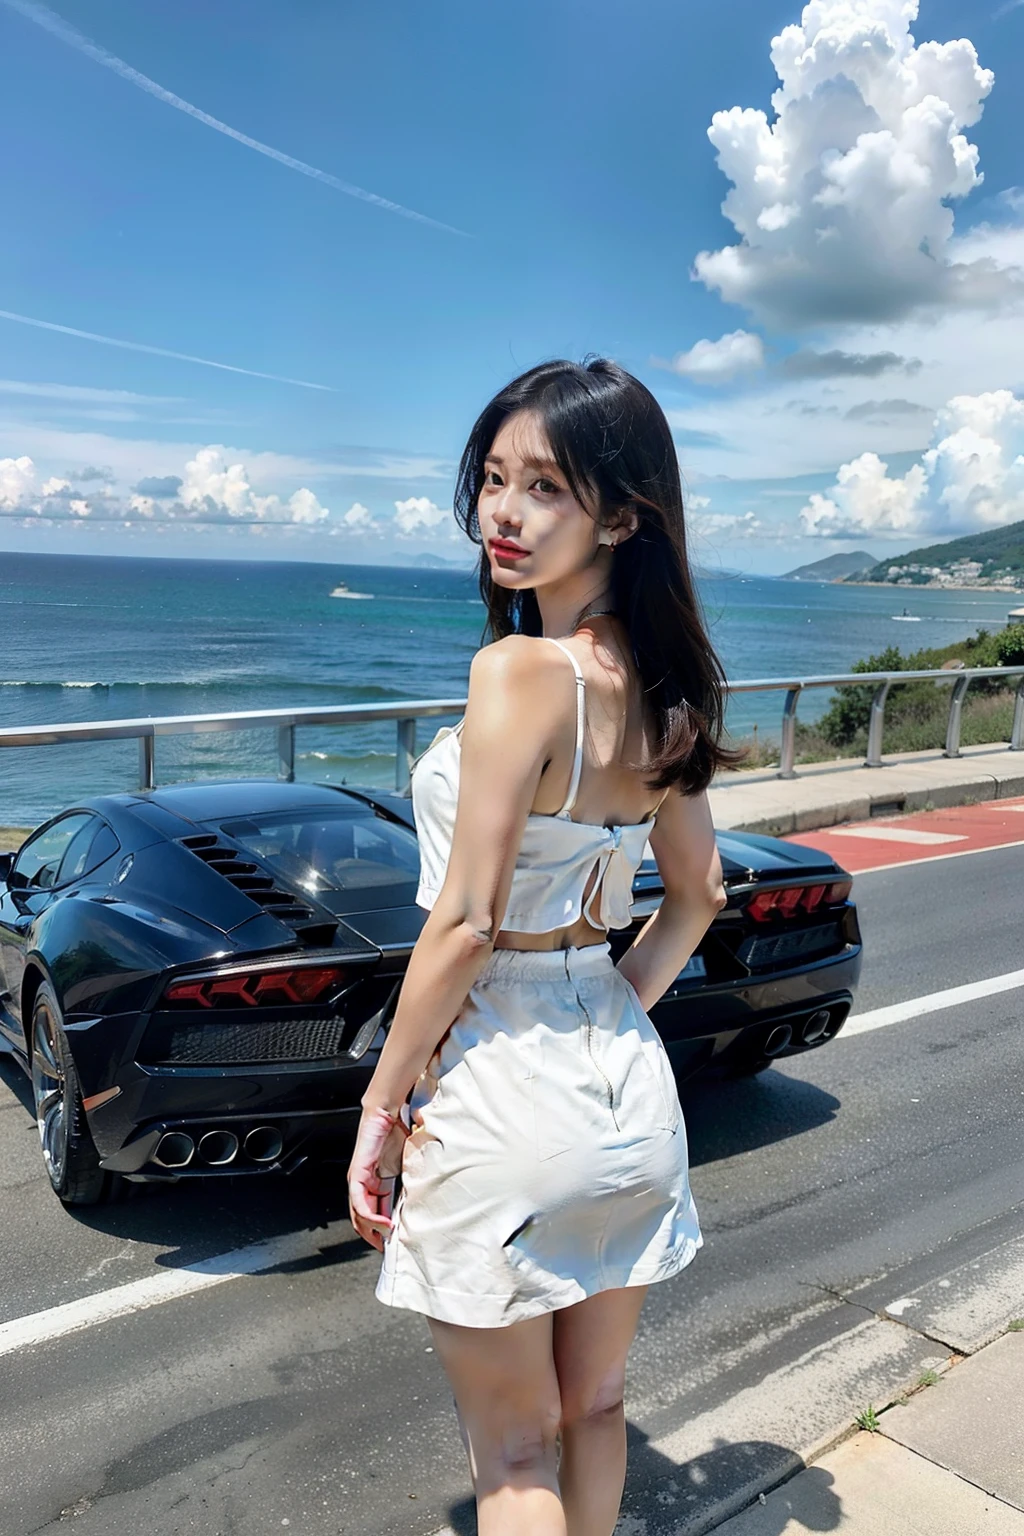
[552,1286,648,1536]
[428,1312,566,1536]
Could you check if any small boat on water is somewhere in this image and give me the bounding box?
[892,606,921,621]
[329,582,373,600]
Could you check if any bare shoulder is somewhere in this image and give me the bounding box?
[469,634,566,687]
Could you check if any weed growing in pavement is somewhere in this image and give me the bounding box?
[917,1369,940,1388]
[1008,1319,1024,1332]
[855,1405,881,1432]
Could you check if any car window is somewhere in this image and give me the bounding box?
[57,819,120,885]
[220,808,420,905]
[13,814,93,891]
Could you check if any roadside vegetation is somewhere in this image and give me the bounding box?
[726,624,1024,769]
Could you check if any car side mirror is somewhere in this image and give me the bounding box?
[0,851,15,884]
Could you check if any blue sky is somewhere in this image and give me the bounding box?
[1,0,1023,571]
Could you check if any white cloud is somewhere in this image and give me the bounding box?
[799,389,1024,537]
[657,330,765,383]
[339,501,379,530]
[393,496,452,536]
[40,475,70,496]
[0,455,36,509]
[693,0,1005,326]
[693,508,766,539]
[178,446,330,524]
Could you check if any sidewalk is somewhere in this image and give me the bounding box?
[708,740,1024,836]
[713,1326,1024,1534]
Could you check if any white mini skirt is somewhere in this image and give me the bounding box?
[375,941,702,1328]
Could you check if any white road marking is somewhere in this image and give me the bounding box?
[828,826,966,845]
[0,1220,350,1358]
[849,837,1024,875]
[842,967,1024,1038]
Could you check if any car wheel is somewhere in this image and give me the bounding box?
[30,982,113,1206]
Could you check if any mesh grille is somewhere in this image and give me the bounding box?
[143,1014,348,1065]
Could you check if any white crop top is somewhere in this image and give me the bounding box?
[411,637,668,934]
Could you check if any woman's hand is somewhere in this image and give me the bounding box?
[347,1105,409,1252]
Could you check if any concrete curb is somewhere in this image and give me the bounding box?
[699,1227,1024,1534]
[708,742,1024,836]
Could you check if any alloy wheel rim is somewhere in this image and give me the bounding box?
[31,1009,68,1186]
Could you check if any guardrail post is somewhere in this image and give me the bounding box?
[138,734,155,791]
[944,674,971,758]
[777,687,801,779]
[277,724,295,782]
[1011,676,1024,751]
[396,718,417,791]
[865,681,891,768]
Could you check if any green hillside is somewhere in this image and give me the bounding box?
[850,518,1024,584]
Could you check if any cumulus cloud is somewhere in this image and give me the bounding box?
[178,446,330,524]
[693,1,1006,326]
[0,455,36,509]
[800,389,1024,537]
[656,330,765,383]
[0,442,471,549]
[340,501,378,530]
[781,348,921,379]
[393,496,452,536]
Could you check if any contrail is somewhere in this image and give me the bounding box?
[0,308,335,391]
[3,0,467,237]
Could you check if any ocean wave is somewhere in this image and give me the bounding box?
[0,677,413,698]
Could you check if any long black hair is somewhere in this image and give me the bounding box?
[453,357,746,795]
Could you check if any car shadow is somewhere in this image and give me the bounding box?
[443,1419,842,1534]
[680,1069,841,1169]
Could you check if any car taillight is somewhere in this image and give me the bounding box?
[163,964,348,1009]
[746,879,852,923]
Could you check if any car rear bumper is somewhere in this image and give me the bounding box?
[650,944,862,1075]
[85,1055,374,1176]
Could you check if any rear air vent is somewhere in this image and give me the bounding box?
[178,833,320,927]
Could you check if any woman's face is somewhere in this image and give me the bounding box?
[477,410,608,593]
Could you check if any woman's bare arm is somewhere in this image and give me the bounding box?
[360,636,571,1115]
[615,786,727,1012]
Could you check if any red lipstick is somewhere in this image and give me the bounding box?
[489,538,529,560]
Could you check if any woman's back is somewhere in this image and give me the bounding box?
[412,630,669,939]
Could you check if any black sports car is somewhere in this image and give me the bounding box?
[0,780,862,1205]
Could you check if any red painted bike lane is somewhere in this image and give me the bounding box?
[784,795,1024,874]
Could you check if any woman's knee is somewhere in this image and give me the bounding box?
[470,1399,562,1489]
[559,1369,626,1430]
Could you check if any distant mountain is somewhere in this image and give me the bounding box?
[850,518,1024,584]
[781,550,878,582]
[413,552,473,569]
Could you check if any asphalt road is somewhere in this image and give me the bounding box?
[1,842,1022,1536]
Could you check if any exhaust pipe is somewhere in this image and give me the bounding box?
[801,1009,832,1046]
[197,1130,239,1166]
[154,1131,195,1169]
[244,1126,284,1164]
[763,1024,793,1057]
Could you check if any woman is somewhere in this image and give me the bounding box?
[348,358,736,1535]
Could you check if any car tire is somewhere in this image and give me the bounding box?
[30,982,114,1206]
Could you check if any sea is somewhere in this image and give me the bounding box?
[1,549,1018,829]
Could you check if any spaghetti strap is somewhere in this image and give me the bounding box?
[544,637,585,816]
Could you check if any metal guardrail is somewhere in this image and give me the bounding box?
[731,665,1024,778]
[0,667,1021,792]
